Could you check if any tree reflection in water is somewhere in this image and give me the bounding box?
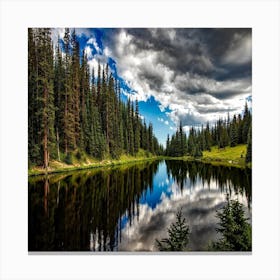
[28,160,251,252]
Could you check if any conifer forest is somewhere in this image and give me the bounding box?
[28,28,163,169]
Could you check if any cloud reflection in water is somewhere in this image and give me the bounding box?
[119,171,250,252]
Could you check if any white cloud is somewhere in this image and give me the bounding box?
[87,37,101,54]
[103,46,111,57]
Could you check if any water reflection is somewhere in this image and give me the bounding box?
[28,160,251,252]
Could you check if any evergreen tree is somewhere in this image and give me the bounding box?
[134,99,140,153]
[71,29,81,148]
[166,134,170,156]
[245,124,252,163]
[242,102,251,143]
[205,122,212,151]
[211,196,251,251]
[155,209,190,251]
[36,28,55,168]
[28,28,41,165]
[230,115,238,147]
[148,123,154,154]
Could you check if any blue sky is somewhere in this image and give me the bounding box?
[52,28,252,146]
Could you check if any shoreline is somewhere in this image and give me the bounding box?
[28,145,251,176]
[28,156,163,176]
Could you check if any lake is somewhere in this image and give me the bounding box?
[28,160,251,252]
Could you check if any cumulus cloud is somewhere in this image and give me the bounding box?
[103,28,252,127]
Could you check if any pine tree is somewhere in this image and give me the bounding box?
[211,196,251,251]
[36,28,55,168]
[63,28,76,153]
[28,28,41,165]
[242,102,251,143]
[237,114,243,144]
[166,134,170,156]
[134,99,140,153]
[148,123,154,154]
[71,29,81,148]
[230,115,238,147]
[155,209,190,251]
[205,122,212,151]
[245,124,252,163]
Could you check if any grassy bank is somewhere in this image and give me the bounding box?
[165,144,249,169]
[201,144,248,168]
[28,150,163,176]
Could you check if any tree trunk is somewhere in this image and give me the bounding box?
[56,129,60,161]
[43,86,48,170]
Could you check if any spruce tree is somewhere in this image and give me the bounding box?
[230,115,238,147]
[212,196,251,251]
[28,28,41,165]
[155,209,190,251]
[134,100,140,153]
[245,125,252,163]
[36,28,55,168]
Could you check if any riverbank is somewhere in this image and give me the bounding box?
[166,144,250,169]
[28,153,163,176]
[201,144,250,168]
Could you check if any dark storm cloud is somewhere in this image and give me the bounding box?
[127,28,215,75]
[209,90,244,100]
[138,65,165,92]
[180,113,206,126]
[103,28,252,126]
[196,106,236,114]
[125,28,251,78]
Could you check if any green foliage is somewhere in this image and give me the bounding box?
[211,195,252,251]
[155,209,190,251]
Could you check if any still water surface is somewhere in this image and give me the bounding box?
[28,160,251,252]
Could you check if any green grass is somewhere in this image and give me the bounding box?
[165,145,249,169]
[28,149,163,176]
[201,144,248,168]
